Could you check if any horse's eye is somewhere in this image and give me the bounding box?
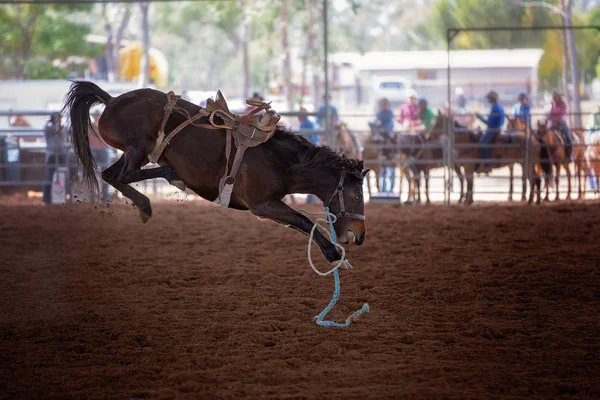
[354,194,361,201]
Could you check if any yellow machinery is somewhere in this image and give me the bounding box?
[118,42,168,88]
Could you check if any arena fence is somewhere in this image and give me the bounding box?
[1,108,598,205]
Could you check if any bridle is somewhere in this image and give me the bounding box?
[324,171,365,221]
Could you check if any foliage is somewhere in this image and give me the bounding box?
[0,4,98,79]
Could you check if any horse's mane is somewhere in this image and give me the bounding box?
[273,126,364,178]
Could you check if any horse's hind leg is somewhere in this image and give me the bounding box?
[521,164,528,202]
[508,165,514,201]
[554,163,561,201]
[102,154,153,222]
[565,163,572,200]
[424,171,431,205]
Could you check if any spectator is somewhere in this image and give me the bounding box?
[418,98,435,129]
[315,93,339,129]
[369,98,395,137]
[547,91,573,161]
[298,107,320,204]
[89,109,110,202]
[475,90,505,173]
[298,107,320,146]
[512,92,531,129]
[585,105,600,138]
[244,92,263,114]
[42,112,69,205]
[397,90,420,129]
[455,87,467,114]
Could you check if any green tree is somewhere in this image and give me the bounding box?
[0,4,98,79]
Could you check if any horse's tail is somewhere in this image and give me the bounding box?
[537,137,554,181]
[62,81,113,193]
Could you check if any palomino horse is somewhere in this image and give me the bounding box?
[63,81,369,265]
[430,113,551,204]
[586,132,600,195]
[536,121,579,201]
[397,132,466,204]
[570,129,589,199]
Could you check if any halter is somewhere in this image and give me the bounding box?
[324,171,366,221]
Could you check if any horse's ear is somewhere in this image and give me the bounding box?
[437,110,442,117]
[362,169,371,178]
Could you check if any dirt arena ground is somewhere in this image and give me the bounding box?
[1,200,599,399]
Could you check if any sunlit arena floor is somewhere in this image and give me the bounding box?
[1,200,599,399]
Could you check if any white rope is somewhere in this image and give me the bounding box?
[298,209,348,276]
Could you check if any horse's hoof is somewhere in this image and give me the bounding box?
[139,209,151,223]
[554,196,560,202]
[508,196,513,202]
[170,180,186,191]
[521,196,527,202]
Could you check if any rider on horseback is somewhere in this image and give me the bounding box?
[547,91,573,162]
[397,90,421,130]
[369,98,395,137]
[512,92,531,130]
[475,90,505,173]
[418,98,435,129]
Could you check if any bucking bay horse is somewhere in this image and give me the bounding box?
[430,113,552,204]
[63,81,369,266]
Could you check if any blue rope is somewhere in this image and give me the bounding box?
[314,207,369,328]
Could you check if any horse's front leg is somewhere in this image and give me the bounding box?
[250,200,343,263]
[565,163,572,200]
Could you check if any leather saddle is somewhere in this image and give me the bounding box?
[204,91,280,148]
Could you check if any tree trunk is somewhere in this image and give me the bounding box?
[560,26,571,123]
[562,0,582,128]
[300,0,315,107]
[139,1,150,87]
[113,6,132,82]
[281,0,294,111]
[240,0,250,100]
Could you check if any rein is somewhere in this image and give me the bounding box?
[324,171,365,222]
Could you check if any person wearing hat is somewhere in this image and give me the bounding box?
[475,90,505,173]
[315,93,339,129]
[42,112,69,205]
[244,92,264,114]
[547,90,573,161]
[512,92,531,129]
[455,87,467,115]
[418,98,435,129]
[397,89,420,129]
[369,98,395,136]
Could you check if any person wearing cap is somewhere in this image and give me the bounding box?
[397,90,420,129]
[315,93,339,129]
[369,98,395,135]
[298,107,320,146]
[547,91,573,161]
[475,90,505,173]
[42,112,69,205]
[512,92,531,129]
[418,98,435,129]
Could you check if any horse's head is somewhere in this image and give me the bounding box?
[325,164,369,246]
[428,111,448,142]
[537,120,548,135]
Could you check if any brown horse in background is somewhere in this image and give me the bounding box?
[397,132,466,204]
[431,114,551,204]
[536,121,573,201]
[63,81,369,265]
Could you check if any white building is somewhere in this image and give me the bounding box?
[330,48,545,110]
